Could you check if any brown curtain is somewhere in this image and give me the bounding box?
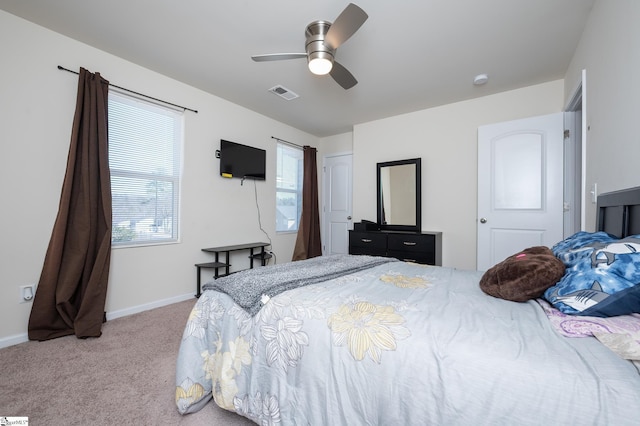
[292,146,322,260]
[29,68,112,341]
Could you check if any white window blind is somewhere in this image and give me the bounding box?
[276,143,303,232]
[108,90,183,246]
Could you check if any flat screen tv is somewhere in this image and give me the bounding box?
[219,139,266,180]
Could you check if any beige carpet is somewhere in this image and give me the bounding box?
[0,299,255,426]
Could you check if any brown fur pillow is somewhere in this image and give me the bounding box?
[479,246,566,302]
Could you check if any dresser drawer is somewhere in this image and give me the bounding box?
[349,231,387,250]
[387,233,435,252]
[388,250,435,265]
[350,245,387,257]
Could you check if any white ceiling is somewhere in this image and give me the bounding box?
[0,0,595,137]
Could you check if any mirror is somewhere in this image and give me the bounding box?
[377,158,421,232]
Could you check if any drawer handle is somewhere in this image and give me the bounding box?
[361,238,372,243]
[403,241,417,246]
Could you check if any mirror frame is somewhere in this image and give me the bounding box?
[376,158,421,232]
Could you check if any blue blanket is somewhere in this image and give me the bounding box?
[544,231,640,317]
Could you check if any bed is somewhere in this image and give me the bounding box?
[175,187,640,425]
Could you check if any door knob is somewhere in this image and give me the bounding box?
[480,218,487,223]
[347,216,352,220]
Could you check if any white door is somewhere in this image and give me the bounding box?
[322,154,353,255]
[477,113,564,271]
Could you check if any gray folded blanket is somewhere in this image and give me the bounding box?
[203,254,397,316]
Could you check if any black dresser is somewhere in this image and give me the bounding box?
[349,230,442,266]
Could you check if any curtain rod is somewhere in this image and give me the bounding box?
[57,65,198,113]
[271,136,304,148]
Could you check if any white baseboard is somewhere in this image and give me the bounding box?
[0,293,196,350]
[105,293,195,321]
[0,333,30,349]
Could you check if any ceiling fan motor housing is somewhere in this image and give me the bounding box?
[305,20,335,69]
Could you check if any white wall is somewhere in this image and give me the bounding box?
[319,132,353,156]
[353,81,565,270]
[564,0,640,231]
[0,11,318,345]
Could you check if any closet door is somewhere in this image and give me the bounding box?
[323,153,353,255]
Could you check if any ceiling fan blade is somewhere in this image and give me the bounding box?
[330,61,357,90]
[251,53,307,62]
[324,3,368,50]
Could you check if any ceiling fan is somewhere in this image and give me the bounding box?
[251,3,368,90]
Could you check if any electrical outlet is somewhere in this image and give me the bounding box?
[20,284,35,303]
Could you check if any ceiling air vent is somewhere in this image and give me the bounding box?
[269,85,299,101]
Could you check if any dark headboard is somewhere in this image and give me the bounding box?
[596,186,640,238]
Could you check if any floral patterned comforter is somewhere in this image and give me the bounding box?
[175,257,640,425]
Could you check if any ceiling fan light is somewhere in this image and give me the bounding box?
[308,57,333,75]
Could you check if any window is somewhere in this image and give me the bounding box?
[108,90,183,246]
[276,143,303,232]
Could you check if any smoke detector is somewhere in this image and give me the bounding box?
[473,74,489,85]
[269,85,299,100]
